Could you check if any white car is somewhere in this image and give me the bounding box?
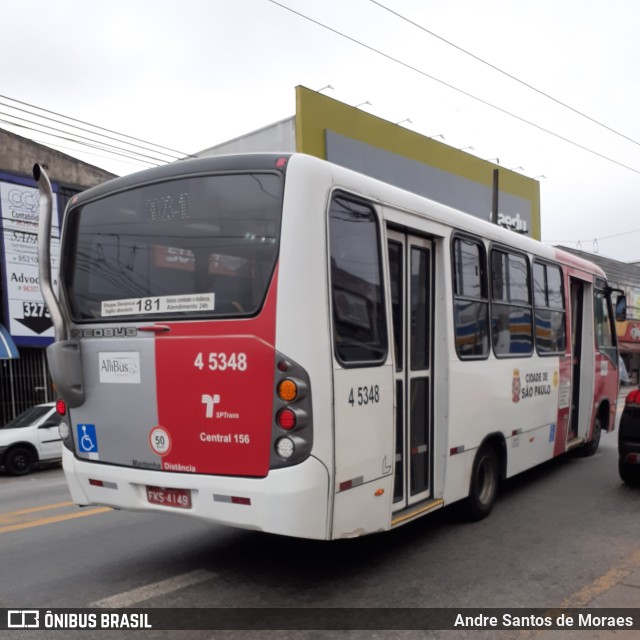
[0,403,62,475]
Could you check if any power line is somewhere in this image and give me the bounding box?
[369,0,640,150]
[266,0,640,176]
[0,111,167,165]
[268,0,640,255]
[0,116,163,167]
[544,227,640,245]
[0,101,181,166]
[0,99,184,162]
[28,139,154,169]
[0,94,191,158]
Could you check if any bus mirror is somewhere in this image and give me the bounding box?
[615,294,627,322]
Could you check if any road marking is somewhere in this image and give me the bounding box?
[561,549,640,607]
[0,501,74,522]
[0,506,112,533]
[518,548,640,638]
[92,570,215,608]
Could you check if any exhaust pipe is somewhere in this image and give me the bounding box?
[34,163,66,342]
[34,164,85,406]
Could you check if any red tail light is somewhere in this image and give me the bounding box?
[626,390,640,406]
[56,399,67,416]
[277,408,297,430]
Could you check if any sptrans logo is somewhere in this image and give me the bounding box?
[201,393,221,418]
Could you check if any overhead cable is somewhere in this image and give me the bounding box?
[266,0,640,176]
[0,93,191,159]
[0,116,162,167]
[0,111,168,166]
[369,0,640,150]
[0,99,184,162]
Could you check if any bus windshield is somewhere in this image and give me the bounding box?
[63,172,283,321]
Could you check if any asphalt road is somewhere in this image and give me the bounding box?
[1,394,639,639]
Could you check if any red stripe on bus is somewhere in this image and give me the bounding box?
[154,265,279,477]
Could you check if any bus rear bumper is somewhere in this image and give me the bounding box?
[62,449,330,539]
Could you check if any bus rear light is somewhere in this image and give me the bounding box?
[88,478,118,489]
[277,379,298,402]
[275,157,288,170]
[56,399,67,416]
[275,437,295,459]
[277,408,297,430]
[214,494,252,505]
[626,390,640,405]
[271,351,312,469]
[58,421,71,440]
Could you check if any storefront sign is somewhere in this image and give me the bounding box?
[0,180,60,346]
[624,322,640,343]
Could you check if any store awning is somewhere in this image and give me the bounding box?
[0,323,19,359]
[619,342,640,353]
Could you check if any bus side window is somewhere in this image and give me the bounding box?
[594,284,616,363]
[329,195,387,366]
[452,236,489,359]
[490,249,533,357]
[533,261,566,355]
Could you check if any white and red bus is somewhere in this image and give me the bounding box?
[36,154,624,539]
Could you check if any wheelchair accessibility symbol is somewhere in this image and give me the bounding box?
[77,424,98,453]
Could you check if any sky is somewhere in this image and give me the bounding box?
[2,0,640,262]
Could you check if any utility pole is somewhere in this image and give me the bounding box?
[491,168,499,225]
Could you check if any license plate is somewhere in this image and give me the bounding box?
[146,486,192,509]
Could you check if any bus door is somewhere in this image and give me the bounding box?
[568,277,595,443]
[387,231,434,511]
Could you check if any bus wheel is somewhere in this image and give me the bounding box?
[5,446,36,476]
[619,457,640,486]
[466,444,499,521]
[581,415,602,457]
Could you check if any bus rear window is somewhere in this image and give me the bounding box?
[63,172,283,321]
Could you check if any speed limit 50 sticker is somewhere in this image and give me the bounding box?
[149,426,172,456]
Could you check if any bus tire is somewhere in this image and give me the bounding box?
[5,446,36,476]
[466,444,499,521]
[581,415,602,457]
[619,457,640,486]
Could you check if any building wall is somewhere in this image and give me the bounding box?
[294,86,541,239]
[196,85,541,239]
[324,129,532,230]
[197,117,296,156]
[0,128,115,189]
